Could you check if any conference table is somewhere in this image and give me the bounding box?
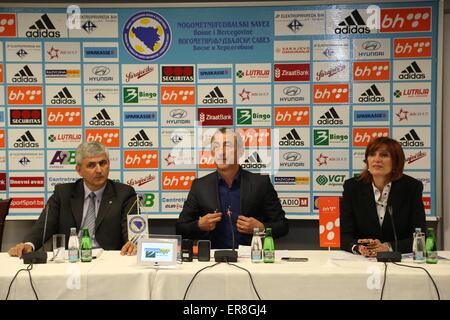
[1,250,449,300]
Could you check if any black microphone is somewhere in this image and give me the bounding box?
[214,206,238,262]
[22,203,50,264]
[376,205,402,262]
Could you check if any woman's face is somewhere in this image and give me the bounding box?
[367,145,393,180]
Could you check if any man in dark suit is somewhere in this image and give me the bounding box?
[340,137,426,255]
[8,142,139,257]
[176,128,289,249]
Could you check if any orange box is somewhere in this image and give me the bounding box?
[394,37,432,58]
[319,197,340,248]
[0,129,5,148]
[85,129,120,148]
[160,86,196,105]
[236,128,271,147]
[274,107,310,126]
[313,84,349,104]
[0,14,17,37]
[7,86,43,105]
[47,107,82,126]
[124,150,158,169]
[352,128,390,147]
[380,8,431,33]
[353,61,390,81]
[162,171,196,190]
[198,150,215,169]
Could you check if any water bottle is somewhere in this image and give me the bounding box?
[425,227,438,264]
[251,228,263,263]
[80,228,93,263]
[263,228,275,263]
[412,228,425,263]
[68,227,80,263]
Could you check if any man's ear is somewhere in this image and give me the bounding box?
[75,164,82,177]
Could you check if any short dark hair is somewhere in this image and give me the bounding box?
[210,128,244,151]
[358,137,405,183]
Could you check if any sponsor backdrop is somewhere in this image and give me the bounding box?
[0,1,439,219]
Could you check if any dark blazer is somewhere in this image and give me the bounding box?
[176,169,289,247]
[24,179,137,250]
[340,174,426,253]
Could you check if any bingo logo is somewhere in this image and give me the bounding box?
[162,172,196,190]
[123,11,171,61]
[380,8,431,33]
[160,86,195,105]
[394,37,431,58]
[85,129,120,147]
[8,86,43,104]
[352,128,390,147]
[124,150,158,169]
[313,84,349,104]
[47,107,82,126]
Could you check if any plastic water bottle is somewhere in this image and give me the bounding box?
[263,228,275,263]
[251,228,263,263]
[68,227,80,263]
[412,228,425,263]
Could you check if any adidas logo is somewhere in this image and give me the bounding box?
[129,129,153,147]
[400,129,424,147]
[82,20,97,33]
[317,107,343,125]
[12,65,37,83]
[16,49,28,58]
[90,109,114,126]
[399,61,425,80]
[335,10,370,34]
[51,87,76,104]
[94,92,106,102]
[279,129,305,146]
[359,84,385,103]
[14,130,39,148]
[26,14,61,38]
[242,151,266,169]
[203,86,227,104]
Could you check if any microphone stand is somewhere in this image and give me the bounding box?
[376,206,402,262]
[214,206,238,262]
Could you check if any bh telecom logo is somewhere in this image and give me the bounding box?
[123,11,171,61]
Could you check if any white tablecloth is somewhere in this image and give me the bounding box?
[1,250,449,300]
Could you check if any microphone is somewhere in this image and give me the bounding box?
[22,203,50,264]
[376,205,402,262]
[214,205,238,262]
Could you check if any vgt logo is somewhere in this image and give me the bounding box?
[8,86,43,104]
[124,150,158,169]
[47,107,81,126]
[198,150,215,169]
[353,62,390,81]
[160,86,195,105]
[0,14,17,37]
[274,107,310,126]
[85,129,120,147]
[162,172,196,190]
[353,128,390,147]
[380,8,431,33]
[313,84,348,104]
[394,37,431,58]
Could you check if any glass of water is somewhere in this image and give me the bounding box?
[53,234,66,263]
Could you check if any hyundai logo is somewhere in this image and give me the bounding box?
[92,66,110,76]
[283,152,301,161]
[170,109,187,119]
[283,86,301,96]
[362,41,381,51]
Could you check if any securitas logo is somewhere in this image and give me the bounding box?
[123,11,171,61]
[124,150,158,169]
[279,128,305,147]
[8,86,43,105]
[11,65,38,83]
[334,10,370,34]
[274,64,310,82]
[353,62,390,81]
[313,84,348,104]
[26,14,61,38]
[51,87,77,104]
[10,109,42,125]
[380,8,431,33]
[160,86,195,105]
[198,67,232,81]
[352,128,390,147]
[275,107,310,126]
[47,107,81,126]
[14,130,39,148]
[399,129,424,147]
[198,108,233,126]
[394,37,431,58]
[162,172,195,191]
[85,129,120,148]
[0,14,17,37]
[161,66,194,83]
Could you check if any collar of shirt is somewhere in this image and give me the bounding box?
[83,182,106,202]
[372,182,392,205]
[217,168,241,188]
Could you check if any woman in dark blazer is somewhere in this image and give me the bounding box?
[340,137,426,256]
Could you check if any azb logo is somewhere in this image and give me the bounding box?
[50,150,76,165]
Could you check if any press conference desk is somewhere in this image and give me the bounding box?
[1,251,449,300]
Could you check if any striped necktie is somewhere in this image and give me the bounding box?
[83,192,96,238]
